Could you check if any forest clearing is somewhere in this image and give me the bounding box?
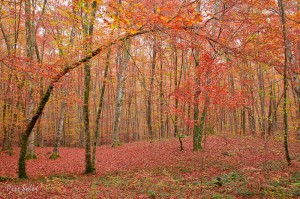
[1,0,300,198]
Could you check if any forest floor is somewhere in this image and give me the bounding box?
[0,135,299,198]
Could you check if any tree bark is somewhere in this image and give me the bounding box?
[146,39,156,141]
[50,89,66,159]
[17,24,152,178]
[25,0,36,160]
[277,0,291,166]
[92,47,111,166]
[112,38,131,147]
[82,0,98,173]
[193,49,201,151]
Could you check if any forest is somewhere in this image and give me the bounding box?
[0,0,300,198]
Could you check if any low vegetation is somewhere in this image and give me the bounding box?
[0,135,299,198]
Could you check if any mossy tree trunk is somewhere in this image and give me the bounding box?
[19,85,53,178]
[17,26,152,179]
[193,48,201,151]
[83,0,97,174]
[277,0,291,166]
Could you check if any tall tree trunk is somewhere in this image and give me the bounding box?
[25,0,36,160]
[192,1,203,151]
[134,74,140,141]
[193,50,201,151]
[50,89,66,159]
[277,0,291,166]
[146,40,156,141]
[83,59,93,172]
[229,75,239,135]
[112,39,130,146]
[2,85,9,151]
[0,8,13,153]
[267,80,275,135]
[50,10,75,157]
[92,47,111,166]
[159,56,165,139]
[111,0,131,147]
[258,64,266,137]
[293,1,300,140]
[83,0,97,173]
[174,46,179,138]
[17,13,151,179]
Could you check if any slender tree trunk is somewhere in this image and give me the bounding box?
[7,93,16,156]
[112,39,131,146]
[293,2,300,140]
[50,89,66,159]
[17,14,151,179]
[0,12,13,153]
[247,63,257,136]
[248,107,256,135]
[193,49,201,151]
[25,0,36,160]
[50,9,75,157]
[2,90,9,151]
[174,46,179,138]
[258,64,266,137]
[267,80,275,135]
[277,0,291,166]
[134,75,140,141]
[159,57,165,139]
[92,47,111,166]
[146,40,156,141]
[229,75,239,135]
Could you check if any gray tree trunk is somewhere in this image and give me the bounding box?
[25,0,36,160]
[112,39,130,147]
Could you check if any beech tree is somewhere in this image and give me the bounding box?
[0,0,299,179]
[277,0,291,166]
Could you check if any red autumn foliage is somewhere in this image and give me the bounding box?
[0,135,299,198]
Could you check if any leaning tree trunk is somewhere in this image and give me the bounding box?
[18,85,53,178]
[92,47,111,167]
[17,28,152,178]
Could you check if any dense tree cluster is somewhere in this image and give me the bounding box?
[0,0,299,178]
